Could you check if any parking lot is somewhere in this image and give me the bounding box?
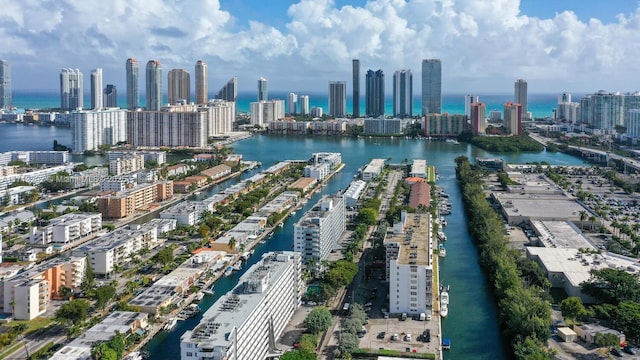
[359,314,441,355]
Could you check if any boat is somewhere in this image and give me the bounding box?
[232,262,242,271]
[163,318,178,331]
[445,139,460,144]
[224,266,233,276]
[440,304,448,317]
[195,292,205,301]
[437,231,447,241]
[202,289,214,296]
[278,222,284,228]
[440,288,449,317]
[439,217,447,227]
[124,352,143,360]
[439,244,446,257]
[291,211,296,216]
[442,338,451,350]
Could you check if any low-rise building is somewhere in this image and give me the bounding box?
[97,181,173,218]
[108,154,145,176]
[363,117,404,135]
[343,180,366,207]
[0,164,75,190]
[107,150,166,165]
[0,186,37,206]
[304,163,330,180]
[408,182,431,209]
[410,159,428,178]
[362,159,385,181]
[573,324,625,345]
[423,113,467,137]
[29,212,102,246]
[200,164,232,181]
[166,163,193,177]
[160,200,214,226]
[309,152,341,170]
[288,177,318,194]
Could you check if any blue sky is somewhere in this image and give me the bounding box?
[2,0,640,94]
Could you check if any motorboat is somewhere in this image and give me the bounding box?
[163,318,178,331]
[202,289,214,296]
[440,304,448,317]
[439,244,446,257]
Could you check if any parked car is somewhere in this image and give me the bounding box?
[391,334,399,341]
[404,334,412,342]
[611,348,623,357]
[623,346,636,355]
[377,332,386,339]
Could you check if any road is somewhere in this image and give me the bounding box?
[5,326,66,360]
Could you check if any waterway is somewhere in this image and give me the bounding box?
[143,135,586,360]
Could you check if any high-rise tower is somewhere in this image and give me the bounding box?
[470,102,486,135]
[90,68,103,110]
[393,69,412,118]
[504,102,522,135]
[0,60,11,109]
[216,77,238,103]
[126,58,139,110]
[352,59,360,117]
[328,81,347,118]
[258,77,268,101]
[365,69,385,117]
[299,95,310,115]
[60,68,83,110]
[421,59,442,115]
[103,84,117,107]
[514,79,528,119]
[145,60,162,110]
[287,93,298,115]
[195,60,207,104]
[168,69,190,105]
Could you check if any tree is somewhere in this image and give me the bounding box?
[612,301,640,343]
[338,332,359,354]
[55,299,90,325]
[581,268,640,304]
[228,237,237,252]
[298,334,318,354]
[279,350,316,360]
[579,210,587,230]
[198,224,211,238]
[594,332,621,349]
[304,307,332,335]
[356,208,377,225]
[81,257,95,295]
[155,246,175,267]
[560,297,586,323]
[93,285,117,309]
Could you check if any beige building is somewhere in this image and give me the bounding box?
[168,69,190,105]
[108,154,145,175]
[98,181,173,219]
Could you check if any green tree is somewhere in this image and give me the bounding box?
[560,297,586,323]
[513,337,552,360]
[612,301,640,343]
[228,237,237,251]
[304,307,332,335]
[55,299,90,325]
[155,246,175,267]
[81,257,95,295]
[298,334,318,354]
[581,268,640,304]
[594,332,621,349]
[338,332,359,354]
[93,285,117,309]
[198,224,211,238]
[356,208,377,225]
[279,350,316,360]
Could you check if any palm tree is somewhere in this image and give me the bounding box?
[228,237,237,252]
[238,243,246,254]
[579,210,587,230]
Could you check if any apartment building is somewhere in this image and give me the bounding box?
[108,154,145,175]
[97,181,173,219]
[0,151,69,166]
[180,252,303,360]
[0,164,75,191]
[303,163,329,180]
[160,200,214,226]
[423,113,467,137]
[294,195,346,265]
[29,212,102,245]
[107,150,167,165]
[385,212,433,314]
[410,159,428,179]
[362,158,385,181]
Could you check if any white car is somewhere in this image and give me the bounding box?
[404,334,412,341]
[391,334,399,341]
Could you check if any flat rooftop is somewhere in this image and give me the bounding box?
[494,192,587,221]
[531,220,595,249]
[385,213,431,266]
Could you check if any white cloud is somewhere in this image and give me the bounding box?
[1,0,640,93]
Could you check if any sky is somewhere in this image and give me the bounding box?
[2,0,640,95]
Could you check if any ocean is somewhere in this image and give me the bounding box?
[10,91,572,119]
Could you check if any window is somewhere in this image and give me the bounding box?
[186,352,193,357]
[410,267,417,272]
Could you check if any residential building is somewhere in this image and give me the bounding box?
[410,159,428,178]
[408,182,431,209]
[0,186,37,206]
[146,60,162,110]
[287,92,298,115]
[299,95,309,115]
[0,60,11,108]
[294,195,346,265]
[464,94,479,119]
[160,200,214,226]
[216,77,237,103]
[308,152,342,170]
[0,151,69,166]
[60,68,83,110]
[423,113,467,137]
[29,212,102,246]
[311,106,323,117]
[421,59,441,115]
[514,79,528,119]
[393,69,412,117]
[90,68,103,110]
[258,77,268,101]
[109,154,145,175]
[103,84,117,107]
[304,163,330,180]
[504,102,523,135]
[0,164,75,191]
[343,180,366,207]
[352,59,360,117]
[70,108,127,153]
[578,91,624,131]
[250,100,285,127]
[126,58,139,109]
[385,212,433,314]
[205,100,235,135]
[126,105,209,148]
[107,150,166,165]
[362,159,385,181]
[195,60,207,105]
[627,109,640,138]
[329,81,347,117]
[471,102,487,135]
[363,117,403,135]
[168,69,191,105]
[366,69,385,117]
[97,181,173,219]
[180,252,304,360]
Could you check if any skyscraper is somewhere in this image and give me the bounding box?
[125,58,139,110]
[393,69,413,118]
[90,68,103,110]
[60,68,83,110]
[145,60,162,110]
[195,60,207,104]
[365,69,385,117]
[299,95,310,115]
[514,79,528,119]
[504,102,522,135]
[258,77,268,101]
[464,94,479,119]
[167,69,190,105]
[0,60,11,108]
[216,77,238,103]
[421,59,442,115]
[470,102,486,135]
[103,85,117,107]
[352,59,360,117]
[287,93,298,115]
[329,81,347,118]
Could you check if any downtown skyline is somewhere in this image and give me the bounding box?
[1,1,640,94]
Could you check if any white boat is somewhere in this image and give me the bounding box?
[233,262,242,271]
[439,244,446,257]
[202,289,214,296]
[437,231,447,241]
[124,352,143,360]
[446,139,460,144]
[278,223,284,228]
[224,266,233,276]
[163,318,178,331]
[440,304,448,317]
[195,292,205,301]
[440,288,449,317]
[439,217,447,227]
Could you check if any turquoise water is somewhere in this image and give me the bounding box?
[10,91,573,119]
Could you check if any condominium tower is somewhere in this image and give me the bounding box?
[299,95,310,115]
[504,102,522,135]
[216,77,238,103]
[287,92,298,115]
[365,69,385,117]
[145,60,162,110]
[328,81,347,118]
[393,69,413,118]
[258,77,268,101]
[352,59,360,117]
[103,85,117,107]
[125,58,139,109]
[294,195,346,266]
[60,68,83,110]
[421,59,442,115]
[0,60,11,108]
[168,69,190,105]
[514,79,528,119]
[470,102,487,135]
[90,68,103,110]
[195,60,207,104]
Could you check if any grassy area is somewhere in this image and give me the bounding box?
[433,255,439,312]
[11,317,54,334]
[427,166,436,182]
[0,341,24,360]
[353,348,436,359]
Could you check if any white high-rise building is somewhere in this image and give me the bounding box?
[578,91,625,130]
[294,195,346,266]
[180,252,303,360]
[299,95,309,115]
[514,79,528,119]
[250,100,285,127]
[90,68,103,110]
[60,68,83,110]
[287,92,298,115]
[205,100,235,135]
[70,109,127,153]
[393,69,412,118]
[627,110,640,138]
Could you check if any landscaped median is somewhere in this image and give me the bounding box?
[351,348,436,359]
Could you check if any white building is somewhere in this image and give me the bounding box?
[299,95,309,115]
[303,163,330,181]
[0,164,75,191]
[0,186,37,206]
[205,99,235,135]
[29,212,102,246]
[0,151,69,166]
[100,177,136,192]
[362,158,385,181]
[70,108,127,153]
[343,180,366,207]
[363,117,403,135]
[385,212,433,314]
[287,92,298,115]
[107,150,167,165]
[627,109,640,138]
[160,200,214,226]
[309,152,342,170]
[410,159,428,178]
[294,195,346,265]
[180,252,303,360]
[250,100,285,127]
[126,106,208,148]
[109,154,145,175]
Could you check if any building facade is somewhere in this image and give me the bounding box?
[352,59,360,117]
[103,84,117,107]
[294,195,346,266]
[299,95,309,115]
[423,113,467,137]
[393,69,413,118]
[97,181,173,219]
[195,60,207,105]
[70,109,127,153]
[126,106,209,148]
[29,213,102,245]
[366,69,385,117]
[126,58,139,109]
[257,77,268,101]
[146,60,163,110]
[250,100,285,127]
[363,118,403,135]
[514,79,528,119]
[328,81,347,118]
[0,60,10,108]
[504,102,523,135]
[90,68,103,110]
[168,69,191,105]
[421,59,441,115]
[60,68,83,110]
[216,77,237,103]
[287,92,298,115]
[471,102,487,135]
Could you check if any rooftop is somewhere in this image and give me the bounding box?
[493,192,587,221]
[530,220,595,249]
[386,213,432,266]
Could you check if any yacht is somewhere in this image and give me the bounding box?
[437,231,447,242]
[440,304,448,317]
[195,292,205,301]
[163,318,178,331]
[440,287,449,317]
[439,244,446,257]
[439,217,447,227]
[445,139,460,144]
[224,266,233,276]
[202,288,214,296]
